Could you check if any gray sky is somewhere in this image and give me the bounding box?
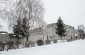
[44,0,85,29]
[0,0,85,32]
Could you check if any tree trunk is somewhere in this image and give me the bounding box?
[61,36,62,42]
[17,38,19,48]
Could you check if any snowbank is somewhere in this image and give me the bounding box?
[0,40,85,55]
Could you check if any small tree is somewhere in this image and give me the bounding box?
[55,17,66,42]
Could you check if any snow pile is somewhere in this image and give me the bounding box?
[0,40,85,55]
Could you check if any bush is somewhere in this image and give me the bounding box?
[7,41,14,49]
[37,40,43,46]
[45,40,51,44]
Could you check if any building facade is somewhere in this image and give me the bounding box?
[47,23,75,41]
[28,27,47,44]
[28,23,75,44]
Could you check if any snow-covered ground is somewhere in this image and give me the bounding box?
[0,40,85,55]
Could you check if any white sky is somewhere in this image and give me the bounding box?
[0,0,85,32]
[44,0,85,28]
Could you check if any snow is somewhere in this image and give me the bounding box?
[0,39,85,55]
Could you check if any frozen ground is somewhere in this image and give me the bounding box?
[0,39,85,55]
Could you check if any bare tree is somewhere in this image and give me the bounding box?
[77,25,85,39]
[16,0,44,28]
[8,0,44,42]
[0,0,16,32]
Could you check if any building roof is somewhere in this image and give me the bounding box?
[47,23,74,29]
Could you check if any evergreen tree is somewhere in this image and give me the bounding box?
[13,18,29,47]
[22,18,29,41]
[13,18,23,48]
[55,17,66,42]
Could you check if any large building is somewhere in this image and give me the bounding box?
[47,23,75,41]
[28,23,76,44]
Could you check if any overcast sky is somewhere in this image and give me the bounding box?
[0,0,85,32]
[44,0,85,29]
